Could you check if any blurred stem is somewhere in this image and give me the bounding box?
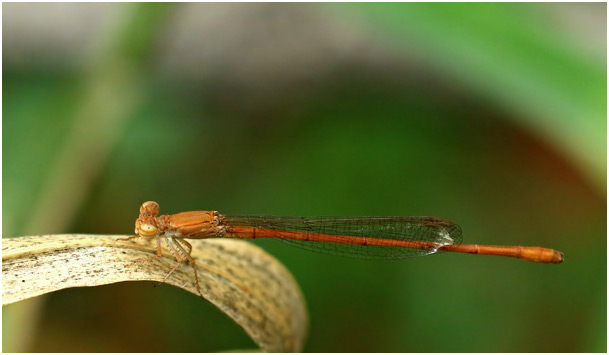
[3,3,176,352]
[26,3,175,236]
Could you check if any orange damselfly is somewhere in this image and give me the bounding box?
[125,201,563,296]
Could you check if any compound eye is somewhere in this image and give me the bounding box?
[138,223,158,237]
[140,201,160,217]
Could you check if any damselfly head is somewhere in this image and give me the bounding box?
[135,201,161,237]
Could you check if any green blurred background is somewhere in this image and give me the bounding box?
[3,3,606,352]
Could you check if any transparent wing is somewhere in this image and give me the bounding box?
[224,216,463,260]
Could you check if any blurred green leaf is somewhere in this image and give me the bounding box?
[332,3,606,191]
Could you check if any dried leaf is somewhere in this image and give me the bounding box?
[2,235,308,352]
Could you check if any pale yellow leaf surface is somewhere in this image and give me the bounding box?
[2,235,308,352]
